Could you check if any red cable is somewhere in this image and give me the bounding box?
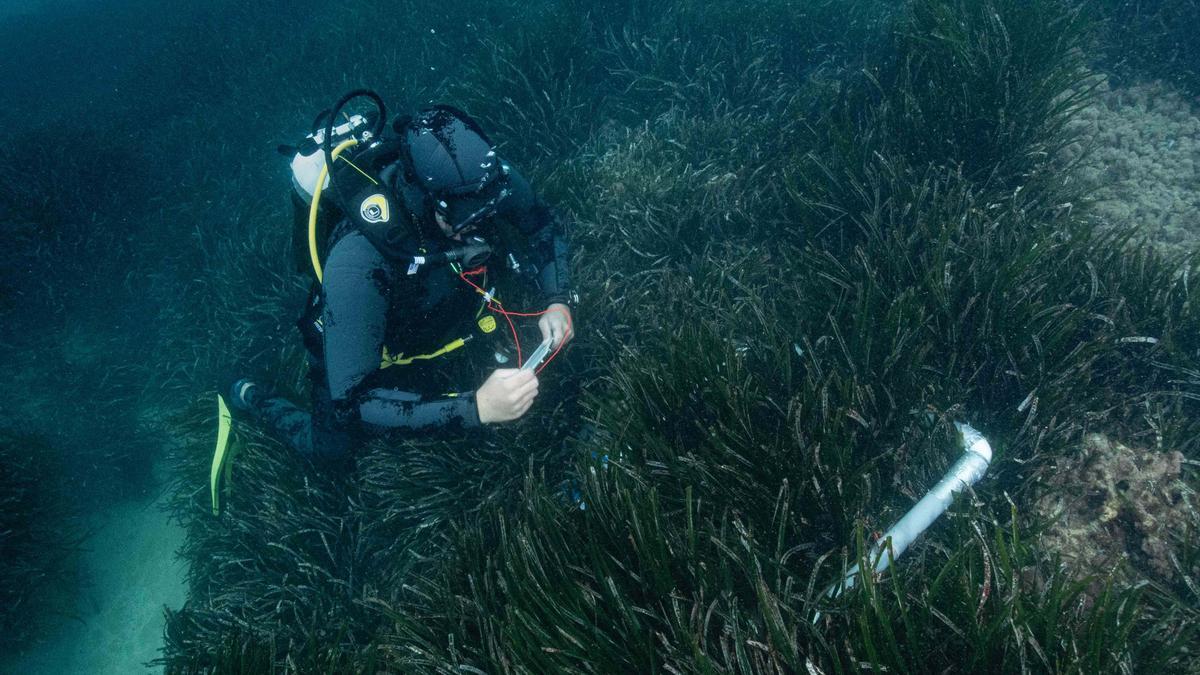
[501,300,523,365]
[457,271,573,372]
[459,271,528,364]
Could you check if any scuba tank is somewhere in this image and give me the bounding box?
[281,90,396,278]
[288,111,375,202]
[283,89,387,203]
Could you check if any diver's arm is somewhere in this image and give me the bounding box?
[356,388,481,431]
[321,231,481,432]
[499,167,572,305]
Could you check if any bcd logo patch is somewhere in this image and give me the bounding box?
[360,194,390,223]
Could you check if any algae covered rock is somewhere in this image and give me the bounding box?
[1036,433,1197,583]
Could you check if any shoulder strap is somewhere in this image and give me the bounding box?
[345,184,422,262]
[316,135,426,264]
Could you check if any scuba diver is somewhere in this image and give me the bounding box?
[210,91,575,514]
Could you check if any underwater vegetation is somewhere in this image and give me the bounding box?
[1,0,1196,671]
[152,0,1200,671]
[1091,0,1200,95]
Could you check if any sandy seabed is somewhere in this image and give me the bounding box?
[2,477,186,675]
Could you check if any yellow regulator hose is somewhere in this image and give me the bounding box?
[308,138,360,282]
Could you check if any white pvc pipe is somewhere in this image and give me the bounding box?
[815,422,992,620]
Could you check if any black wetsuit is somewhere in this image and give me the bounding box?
[251,164,570,464]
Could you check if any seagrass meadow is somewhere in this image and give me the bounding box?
[0,0,1198,672]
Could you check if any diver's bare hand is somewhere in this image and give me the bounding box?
[476,369,539,424]
[538,303,574,348]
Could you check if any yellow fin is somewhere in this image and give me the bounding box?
[210,394,234,516]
